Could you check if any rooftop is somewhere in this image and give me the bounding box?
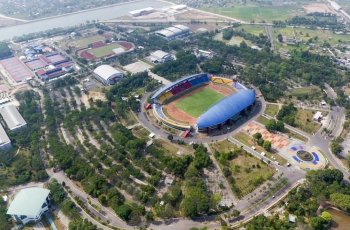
[93,65,122,81]
[0,105,27,130]
[7,188,50,217]
[0,123,10,147]
[197,90,256,129]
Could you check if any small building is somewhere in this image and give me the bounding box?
[93,65,124,85]
[0,105,27,131]
[288,214,296,223]
[7,188,50,225]
[155,24,190,40]
[313,111,323,122]
[0,123,11,150]
[150,50,173,63]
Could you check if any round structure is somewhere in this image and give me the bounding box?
[150,73,256,132]
[93,65,123,85]
[296,150,313,161]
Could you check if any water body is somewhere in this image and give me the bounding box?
[328,208,350,230]
[0,0,171,41]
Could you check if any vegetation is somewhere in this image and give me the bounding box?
[0,42,12,59]
[0,199,12,230]
[246,215,294,230]
[175,88,224,117]
[330,137,344,156]
[286,169,350,228]
[265,119,285,133]
[265,104,279,117]
[0,91,47,189]
[152,51,199,81]
[214,145,274,197]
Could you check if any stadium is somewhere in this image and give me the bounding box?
[150,73,256,133]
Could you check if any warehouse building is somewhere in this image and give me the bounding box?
[0,105,27,131]
[155,24,190,40]
[93,65,124,85]
[150,50,173,63]
[7,188,50,225]
[0,123,11,150]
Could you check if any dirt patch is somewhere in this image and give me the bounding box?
[303,3,334,14]
[163,83,235,125]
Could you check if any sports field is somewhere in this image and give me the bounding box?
[87,43,121,58]
[175,88,224,118]
[71,35,105,49]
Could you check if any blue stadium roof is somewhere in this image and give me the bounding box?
[197,90,256,129]
[151,73,208,100]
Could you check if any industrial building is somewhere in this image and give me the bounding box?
[0,123,11,150]
[93,65,124,85]
[7,188,50,225]
[155,25,190,40]
[129,7,154,17]
[0,105,27,131]
[150,50,173,63]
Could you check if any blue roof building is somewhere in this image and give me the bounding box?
[197,90,256,129]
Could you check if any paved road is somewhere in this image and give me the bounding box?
[264,25,274,51]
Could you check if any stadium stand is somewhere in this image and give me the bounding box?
[196,89,256,130]
[211,76,233,86]
[153,104,190,130]
[151,73,210,103]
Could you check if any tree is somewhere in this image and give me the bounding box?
[263,140,272,151]
[116,204,132,221]
[309,216,328,230]
[330,193,350,212]
[266,120,277,132]
[167,134,174,142]
[277,34,283,43]
[330,139,343,156]
[253,132,262,141]
[320,211,332,222]
[69,219,97,230]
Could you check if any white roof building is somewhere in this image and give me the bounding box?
[313,111,323,121]
[150,50,173,63]
[0,105,27,131]
[93,65,124,85]
[0,123,11,150]
[155,25,190,40]
[129,7,154,17]
[7,188,50,225]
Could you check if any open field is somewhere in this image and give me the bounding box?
[275,27,350,46]
[87,43,120,58]
[290,86,321,96]
[153,139,193,156]
[202,6,302,22]
[131,126,149,139]
[256,115,271,126]
[238,24,266,36]
[265,104,279,117]
[70,35,105,49]
[210,139,237,153]
[295,109,321,134]
[234,132,287,165]
[214,32,253,46]
[175,88,224,118]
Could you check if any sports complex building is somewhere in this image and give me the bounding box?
[150,73,256,133]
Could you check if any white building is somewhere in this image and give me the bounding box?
[155,25,190,40]
[313,111,323,121]
[150,50,173,63]
[0,123,11,150]
[0,105,27,131]
[93,65,124,85]
[129,7,154,17]
[7,188,50,225]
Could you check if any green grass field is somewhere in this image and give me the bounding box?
[202,6,302,22]
[71,35,105,48]
[87,43,121,58]
[175,88,224,118]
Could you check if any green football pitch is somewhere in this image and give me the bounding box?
[175,88,225,118]
[88,43,121,58]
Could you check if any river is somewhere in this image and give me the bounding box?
[0,0,171,41]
